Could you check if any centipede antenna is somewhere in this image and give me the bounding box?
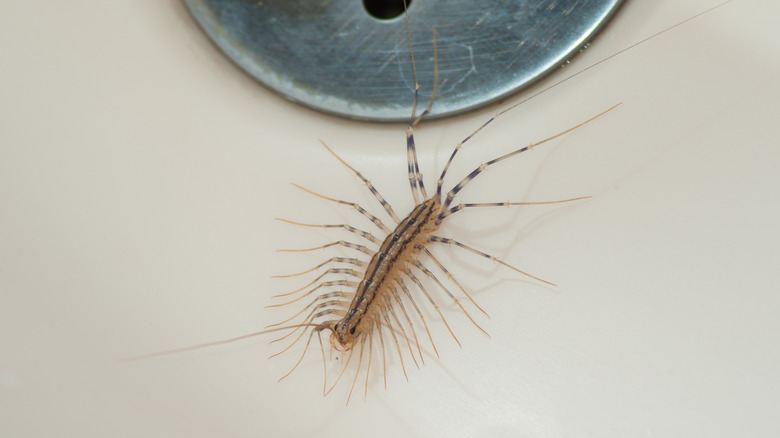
[121,325,333,363]
[266,297,343,331]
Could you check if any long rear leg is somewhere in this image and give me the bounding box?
[403,5,439,204]
[431,2,731,200]
[439,197,591,221]
[439,104,620,214]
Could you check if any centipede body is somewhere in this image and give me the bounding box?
[266,37,616,399]
[116,0,745,409]
[5,1,774,437]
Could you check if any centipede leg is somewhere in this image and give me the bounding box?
[346,336,367,405]
[430,235,555,286]
[396,277,438,358]
[404,268,461,348]
[420,246,488,317]
[412,259,489,338]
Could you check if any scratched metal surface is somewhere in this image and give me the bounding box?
[184,0,624,120]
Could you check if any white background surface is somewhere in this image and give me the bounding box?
[2,0,779,437]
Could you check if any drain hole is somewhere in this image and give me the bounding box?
[364,0,413,20]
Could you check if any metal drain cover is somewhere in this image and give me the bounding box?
[184,0,625,121]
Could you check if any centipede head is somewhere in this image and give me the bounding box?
[331,317,362,352]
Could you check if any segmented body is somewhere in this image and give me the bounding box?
[269,84,611,401]
[333,197,439,350]
[267,0,737,403]
[117,0,742,409]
